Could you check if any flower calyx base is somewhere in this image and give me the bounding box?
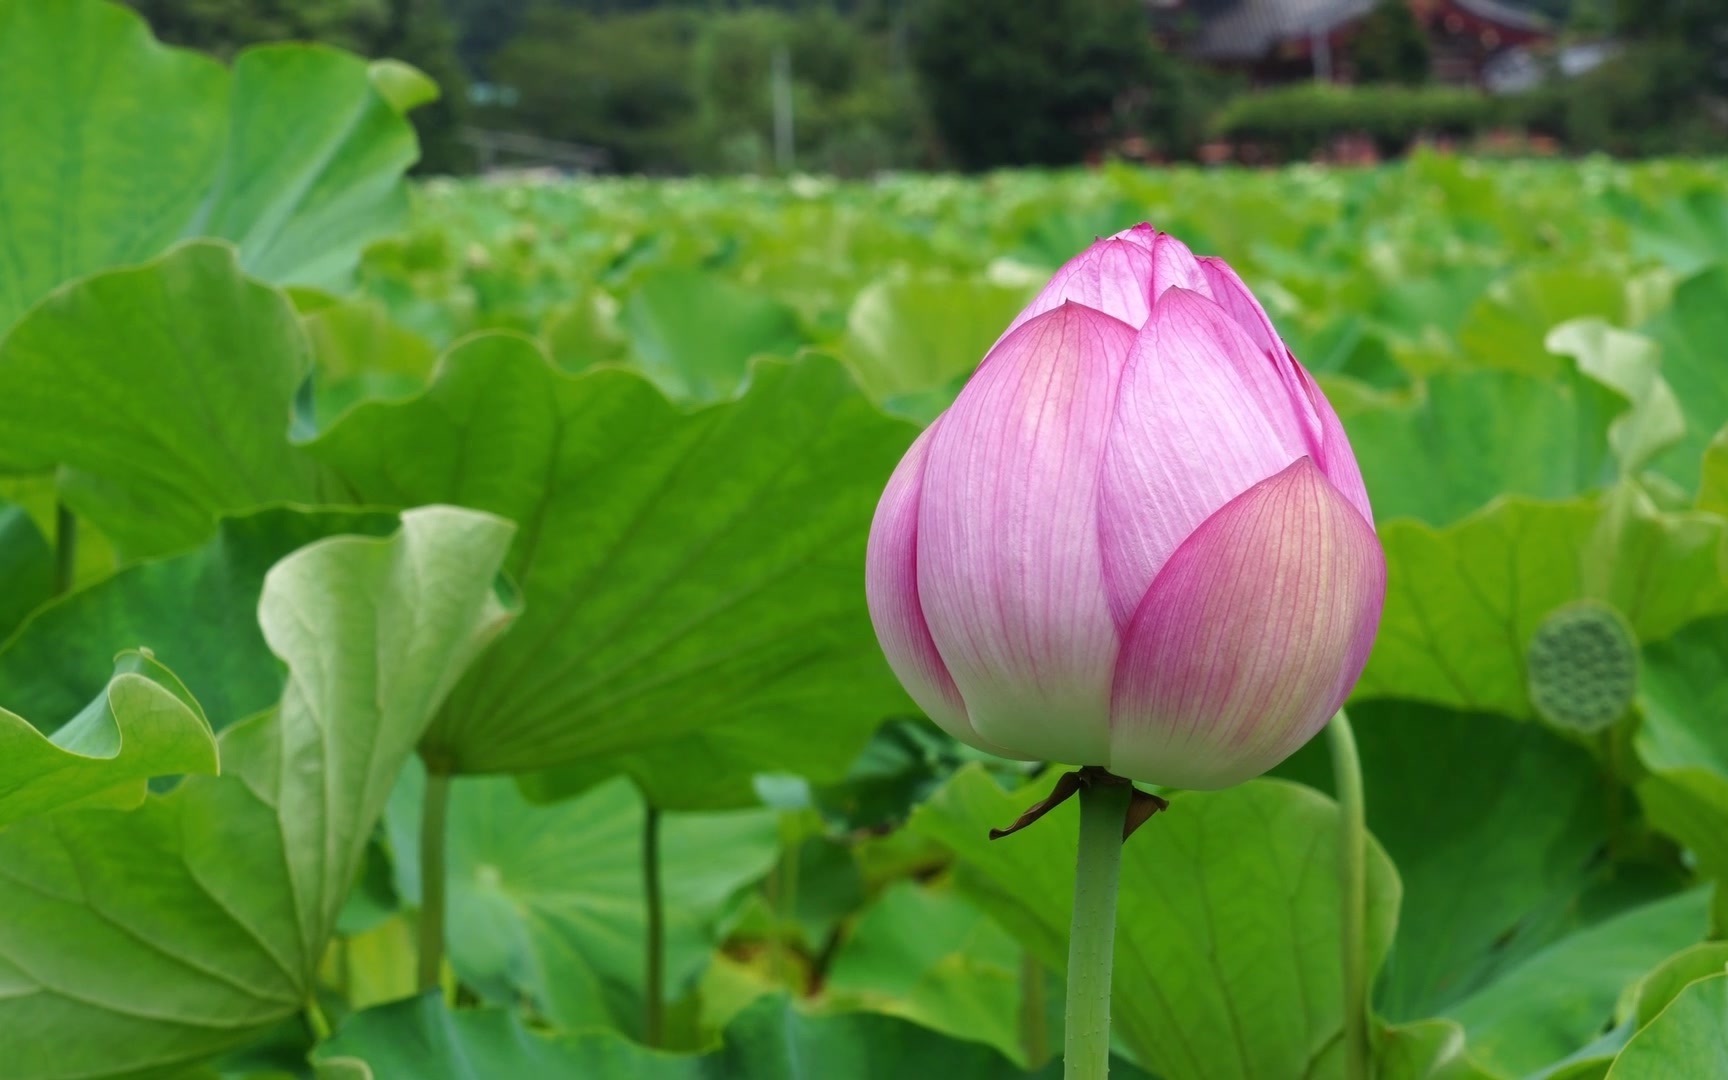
[988,765,1169,843]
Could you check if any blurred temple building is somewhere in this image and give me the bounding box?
[1150,0,1555,86]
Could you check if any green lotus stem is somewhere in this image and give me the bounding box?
[1328,709,1370,1080]
[54,503,76,595]
[1020,948,1050,1068]
[1063,779,1130,1080]
[417,769,452,993]
[643,804,665,1047]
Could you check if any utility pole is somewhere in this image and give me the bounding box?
[772,43,795,171]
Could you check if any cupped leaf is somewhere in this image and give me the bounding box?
[0,243,329,557]
[383,767,778,1037]
[1605,973,1728,1079]
[307,334,918,807]
[0,507,516,1079]
[315,991,1116,1079]
[1355,495,1728,718]
[0,507,405,733]
[0,650,216,829]
[1546,320,1684,479]
[910,767,1400,1080]
[0,0,420,332]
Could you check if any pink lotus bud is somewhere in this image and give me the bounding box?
[866,226,1384,789]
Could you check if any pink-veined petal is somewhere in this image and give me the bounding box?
[1197,256,1281,356]
[868,421,1028,756]
[1001,236,1158,341]
[919,302,1136,765]
[1296,364,1374,529]
[1098,287,1315,626]
[1107,457,1386,789]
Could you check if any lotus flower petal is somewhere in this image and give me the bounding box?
[1197,255,1281,356]
[864,422,983,746]
[1107,457,1385,788]
[1098,287,1316,626]
[1297,365,1374,528]
[1001,236,1158,340]
[919,303,1136,765]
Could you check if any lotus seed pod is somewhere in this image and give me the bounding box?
[1526,600,1638,734]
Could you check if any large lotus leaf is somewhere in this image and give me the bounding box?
[0,501,54,638]
[1646,268,1728,492]
[0,650,216,829]
[1639,614,1728,780]
[0,244,329,557]
[1605,186,1728,277]
[1442,889,1712,1076]
[839,274,1029,403]
[1637,614,1728,890]
[617,269,808,403]
[1275,702,1606,1021]
[1605,973,1728,1078]
[0,507,403,733]
[1339,369,1619,526]
[382,767,777,1038]
[1456,266,1632,378]
[315,992,1119,1079]
[1354,495,1728,718]
[822,880,1025,1066]
[307,334,918,807]
[910,767,1400,1080]
[0,507,516,1079]
[0,0,419,332]
[200,44,420,290]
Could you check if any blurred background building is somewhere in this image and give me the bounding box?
[123,0,1728,174]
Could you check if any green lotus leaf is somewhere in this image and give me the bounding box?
[315,991,1123,1079]
[383,766,778,1038]
[0,0,420,332]
[1275,702,1608,1022]
[0,507,516,1079]
[307,333,917,807]
[1605,973,1728,1079]
[910,767,1400,1080]
[0,507,406,732]
[1355,494,1728,719]
[1339,369,1620,526]
[0,243,331,557]
[0,650,216,829]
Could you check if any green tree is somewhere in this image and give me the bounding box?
[910,0,1164,169]
[490,8,701,172]
[1349,0,1431,86]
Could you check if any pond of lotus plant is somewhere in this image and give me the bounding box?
[1,1,1727,1077]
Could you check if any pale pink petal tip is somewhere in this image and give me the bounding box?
[1107,457,1386,789]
